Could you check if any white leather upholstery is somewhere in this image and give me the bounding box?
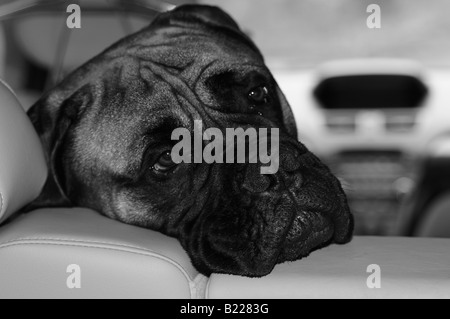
[4,209,449,299]
[206,236,450,299]
[0,208,207,299]
[0,79,47,224]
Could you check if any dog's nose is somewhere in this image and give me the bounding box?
[241,149,302,193]
[242,164,271,193]
[280,148,302,172]
[235,134,306,193]
[278,147,304,189]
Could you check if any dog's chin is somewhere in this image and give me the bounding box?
[276,210,335,263]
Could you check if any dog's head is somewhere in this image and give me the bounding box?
[27,5,353,276]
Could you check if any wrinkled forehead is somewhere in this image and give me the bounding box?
[120,25,265,78]
[67,22,275,174]
[53,15,265,104]
[87,27,271,140]
[93,24,271,114]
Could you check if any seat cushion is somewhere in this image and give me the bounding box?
[3,208,450,299]
[206,236,450,299]
[0,208,207,299]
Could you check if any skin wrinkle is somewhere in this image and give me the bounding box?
[139,60,213,132]
[141,60,219,128]
[198,194,256,271]
[132,44,198,72]
[194,179,289,274]
[169,165,212,235]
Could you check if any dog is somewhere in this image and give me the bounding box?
[26,4,353,277]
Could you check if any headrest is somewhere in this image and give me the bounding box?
[0,79,47,224]
[13,14,148,74]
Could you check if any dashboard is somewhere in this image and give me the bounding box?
[274,59,450,235]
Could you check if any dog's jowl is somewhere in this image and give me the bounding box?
[26,4,353,277]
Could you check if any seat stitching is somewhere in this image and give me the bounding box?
[0,236,172,254]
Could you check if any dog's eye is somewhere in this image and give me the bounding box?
[248,86,269,105]
[152,151,177,173]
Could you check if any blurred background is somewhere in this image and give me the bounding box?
[1,0,450,237]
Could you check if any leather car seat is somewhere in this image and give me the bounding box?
[0,77,207,298]
[0,78,47,222]
[1,78,450,298]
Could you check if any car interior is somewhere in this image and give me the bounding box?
[1,0,450,299]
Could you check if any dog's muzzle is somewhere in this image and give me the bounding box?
[178,137,353,277]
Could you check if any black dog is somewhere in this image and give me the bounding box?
[26,5,353,277]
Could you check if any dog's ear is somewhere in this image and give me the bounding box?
[24,85,91,211]
[275,84,298,139]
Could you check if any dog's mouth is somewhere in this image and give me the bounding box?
[276,210,335,263]
[178,162,353,277]
[173,139,352,277]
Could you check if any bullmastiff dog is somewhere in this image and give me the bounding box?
[26,4,353,276]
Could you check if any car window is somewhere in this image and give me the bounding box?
[201,0,450,68]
